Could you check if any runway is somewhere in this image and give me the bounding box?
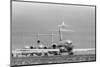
[11,54,96,67]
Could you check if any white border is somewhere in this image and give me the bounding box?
[0,0,100,67]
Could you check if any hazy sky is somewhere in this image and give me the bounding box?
[12,1,95,49]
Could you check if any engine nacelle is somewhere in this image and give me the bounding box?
[51,43,57,49]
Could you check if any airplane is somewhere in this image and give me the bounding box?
[12,37,95,57]
[12,40,74,57]
[58,21,70,28]
[58,21,73,41]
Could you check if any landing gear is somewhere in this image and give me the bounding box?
[12,54,13,57]
[36,53,42,56]
[68,52,74,55]
[44,53,48,56]
[53,51,60,55]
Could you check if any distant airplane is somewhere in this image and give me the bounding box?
[58,21,70,28]
[49,21,74,41]
[58,21,73,41]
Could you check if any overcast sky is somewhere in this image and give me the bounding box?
[12,1,95,49]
